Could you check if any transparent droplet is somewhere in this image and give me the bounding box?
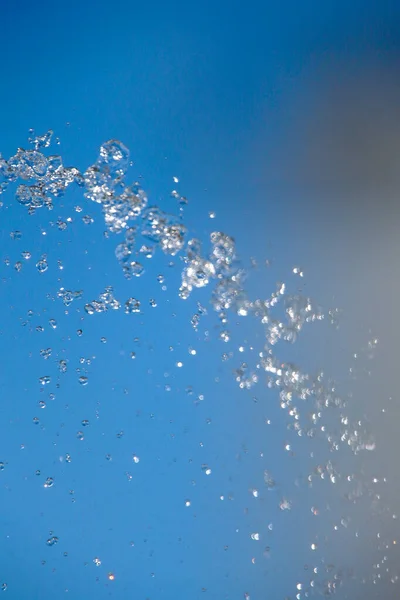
[46,536,59,546]
[36,260,48,273]
[44,477,54,488]
[125,297,140,314]
[78,376,88,386]
[93,557,101,567]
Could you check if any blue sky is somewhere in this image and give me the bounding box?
[1,1,400,598]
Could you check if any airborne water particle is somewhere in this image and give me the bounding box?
[44,477,54,488]
[76,431,84,440]
[78,376,88,386]
[36,260,48,273]
[46,536,59,546]
[125,297,140,314]
[32,417,39,425]
[93,557,101,566]
[279,498,292,511]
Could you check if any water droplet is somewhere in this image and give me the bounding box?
[78,376,88,386]
[93,557,101,567]
[125,297,140,314]
[46,536,59,546]
[44,477,54,488]
[36,259,48,273]
[279,498,292,511]
[201,464,212,475]
[132,455,140,463]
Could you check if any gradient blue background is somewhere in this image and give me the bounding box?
[1,1,400,598]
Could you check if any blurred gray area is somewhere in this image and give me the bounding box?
[255,48,400,597]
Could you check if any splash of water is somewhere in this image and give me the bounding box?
[0,130,394,597]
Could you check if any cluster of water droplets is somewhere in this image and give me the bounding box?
[0,130,395,598]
